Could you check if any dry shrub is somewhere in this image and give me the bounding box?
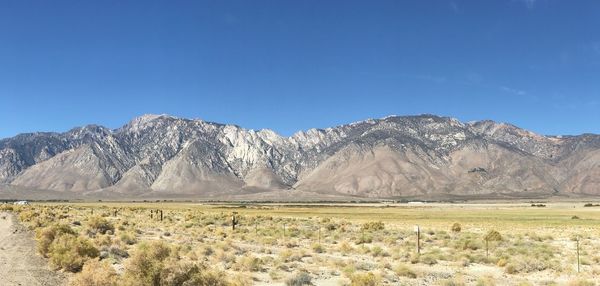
[441,277,466,286]
[361,221,385,231]
[350,272,381,286]
[568,279,595,286]
[0,205,14,211]
[325,223,337,231]
[285,272,312,286]
[394,264,417,278]
[48,234,99,272]
[18,209,39,222]
[459,239,481,251]
[162,262,229,286]
[496,258,508,267]
[123,240,172,285]
[484,230,502,242]
[339,241,354,254]
[504,256,554,274]
[229,273,253,286]
[311,243,324,253]
[233,255,263,272]
[86,216,115,236]
[35,224,76,257]
[201,245,214,256]
[451,222,462,233]
[108,243,129,258]
[123,240,228,286]
[419,253,438,265]
[476,275,496,286]
[355,233,373,244]
[119,231,137,245]
[69,259,118,286]
[371,246,387,257]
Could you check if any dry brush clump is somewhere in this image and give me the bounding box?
[47,233,99,272]
[502,241,562,274]
[35,223,76,257]
[285,271,312,286]
[69,258,118,286]
[0,204,14,212]
[349,271,381,286]
[86,216,115,236]
[484,230,502,242]
[122,240,230,286]
[361,221,385,232]
[451,222,462,233]
[394,263,417,278]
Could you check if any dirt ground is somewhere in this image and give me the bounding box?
[0,212,65,286]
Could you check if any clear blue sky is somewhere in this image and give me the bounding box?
[1,0,599,138]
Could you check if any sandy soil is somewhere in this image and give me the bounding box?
[0,212,66,286]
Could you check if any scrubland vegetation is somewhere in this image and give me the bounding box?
[1,202,600,285]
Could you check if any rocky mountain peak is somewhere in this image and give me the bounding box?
[1,114,599,199]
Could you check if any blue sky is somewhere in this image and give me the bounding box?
[1,0,599,138]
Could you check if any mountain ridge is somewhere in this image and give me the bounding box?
[1,114,599,200]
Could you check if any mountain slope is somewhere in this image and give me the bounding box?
[1,114,599,199]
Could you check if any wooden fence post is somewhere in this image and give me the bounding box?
[414,225,420,254]
[577,236,580,273]
[231,212,238,231]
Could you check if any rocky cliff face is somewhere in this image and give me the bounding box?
[1,114,599,199]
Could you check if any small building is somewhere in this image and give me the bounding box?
[407,201,425,205]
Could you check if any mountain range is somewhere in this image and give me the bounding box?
[1,114,599,200]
